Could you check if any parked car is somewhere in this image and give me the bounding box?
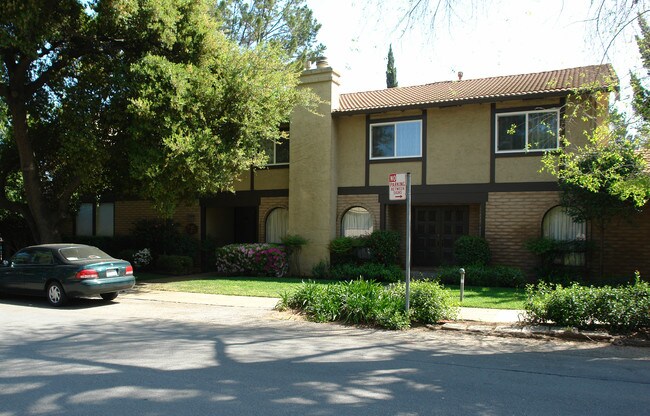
[0,244,135,306]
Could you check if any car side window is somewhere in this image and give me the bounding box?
[32,250,54,265]
[12,251,32,265]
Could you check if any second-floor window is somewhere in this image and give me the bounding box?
[496,109,559,153]
[370,120,422,159]
[263,137,290,165]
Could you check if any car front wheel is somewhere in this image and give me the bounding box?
[100,292,118,301]
[47,282,68,307]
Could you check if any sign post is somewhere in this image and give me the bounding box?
[389,173,411,313]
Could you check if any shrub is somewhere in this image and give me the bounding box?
[331,262,403,283]
[310,260,332,279]
[408,280,459,323]
[156,255,194,275]
[130,219,199,258]
[367,230,400,265]
[524,275,650,330]
[215,243,289,277]
[453,236,491,266]
[434,265,526,288]
[329,236,366,265]
[276,279,458,330]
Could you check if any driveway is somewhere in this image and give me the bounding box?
[1,292,648,416]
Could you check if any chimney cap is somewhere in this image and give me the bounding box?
[457,71,464,81]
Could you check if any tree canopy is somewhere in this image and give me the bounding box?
[0,0,315,243]
[215,0,325,63]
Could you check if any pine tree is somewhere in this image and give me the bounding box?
[386,44,398,88]
[631,15,650,128]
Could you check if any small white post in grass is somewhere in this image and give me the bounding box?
[459,268,465,302]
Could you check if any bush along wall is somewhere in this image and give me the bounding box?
[434,265,526,288]
[524,274,650,331]
[215,243,289,277]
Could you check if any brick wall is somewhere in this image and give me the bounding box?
[591,209,650,278]
[114,200,201,238]
[485,191,559,272]
[336,194,381,237]
[259,196,289,242]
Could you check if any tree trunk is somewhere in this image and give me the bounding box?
[7,91,61,244]
[598,219,605,280]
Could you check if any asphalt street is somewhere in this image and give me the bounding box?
[1,292,648,416]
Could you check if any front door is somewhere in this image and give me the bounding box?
[233,207,258,243]
[412,206,469,267]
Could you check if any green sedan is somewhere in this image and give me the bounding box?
[0,244,135,306]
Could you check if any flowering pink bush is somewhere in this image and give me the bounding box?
[215,243,289,277]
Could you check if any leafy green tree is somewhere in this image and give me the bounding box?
[215,0,325,63]
[631,15,650,129]
[386,44,398,88]
[0,0,313,243]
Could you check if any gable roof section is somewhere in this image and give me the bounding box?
[336,64,618,114]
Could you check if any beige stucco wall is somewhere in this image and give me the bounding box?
[495,157,555,183]
[427,104,491,184]
[288,66,340,272]
[233,170,252,192]
[336,115,366,187]
[254,168,289,190]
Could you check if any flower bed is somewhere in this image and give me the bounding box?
[215,243,289,277]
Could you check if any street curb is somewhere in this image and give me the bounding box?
[431,321,650,345]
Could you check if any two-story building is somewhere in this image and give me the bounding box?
[77,61,650,278]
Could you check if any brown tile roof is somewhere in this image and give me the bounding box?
[336,64,618,114]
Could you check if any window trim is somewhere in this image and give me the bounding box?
[369,119,423,160]
[495,108,560,154]
[265,139,289,166]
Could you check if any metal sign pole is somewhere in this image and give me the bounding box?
[405,172,411,314]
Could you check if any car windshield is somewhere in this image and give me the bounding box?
[59,246,113,261]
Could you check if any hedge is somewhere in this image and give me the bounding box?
[524,276,650,330]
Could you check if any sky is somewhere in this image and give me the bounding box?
[306,0,645,103]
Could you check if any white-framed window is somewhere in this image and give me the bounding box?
[543,206,586,266]
[341,207,374,237]
[75,202,114,237]
[496,109,559,153]
[265,207,288,243]
[263,137,289,166]
[370,120,422,159]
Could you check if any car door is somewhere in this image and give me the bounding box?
[0,249,33,293]
[23,248,55,293]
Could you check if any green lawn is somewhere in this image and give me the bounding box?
[136,273,527,309]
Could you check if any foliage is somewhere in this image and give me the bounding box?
[631,15,650,134]
[215,243,289,277]
[408,280,459,324]
[386,44,398,88]
[525,237,592,281]
[328,235,367,265]
[311,262,403,283]
[524,275,650,330]
[156,255,194,276]
[453,235,491,266]
[215,0,325,63]
[276,279,458,330]
[133,248,153,269]
[0,0,315,242]
[130,219,199,259]
[434,265,526,288]
[366,230,401,266]
[281,234,308,276]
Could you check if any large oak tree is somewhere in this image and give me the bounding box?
[0,0,313,243]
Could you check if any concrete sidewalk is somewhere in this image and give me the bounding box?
[123,287,524,323]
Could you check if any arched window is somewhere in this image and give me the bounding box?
[341,207,373,237]
[266,208,288,243]
[542,206,586,265]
